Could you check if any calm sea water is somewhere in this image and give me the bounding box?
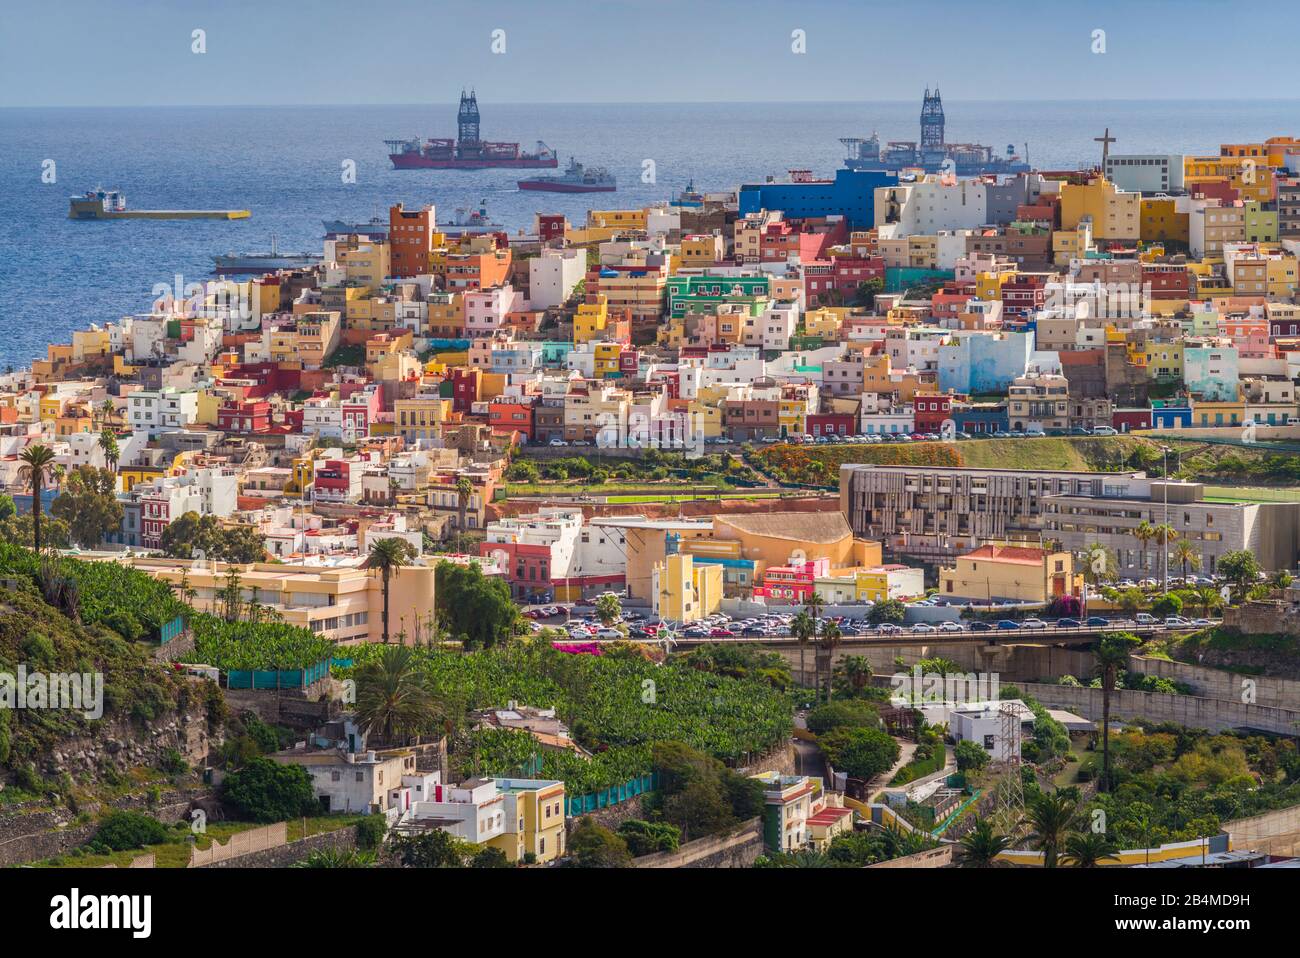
[1,99,1297,367]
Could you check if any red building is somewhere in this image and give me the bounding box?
[912,392,958,433]
[806,413,856,437]
[450,368,482,413]
[488,397,535,441]
[1001,273,1050,316]
[312,460,355,502]
[482,540,553,600]
[217,399,271,434]
[1112,408,1152,432]
[1142,263,1191,300]
[536,214,567,243]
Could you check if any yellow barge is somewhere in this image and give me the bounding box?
[69,188,249,220]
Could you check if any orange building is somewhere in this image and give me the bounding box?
[389,203,436,278]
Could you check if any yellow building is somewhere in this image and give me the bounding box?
[587,209,648,231]
[425,292,464,338]
[295,311,342,369]
[938,544,1078,604]
[1059,177,1140,242]
[573,295,611,344]
[1191,398,1246,427]
[680,233,724,268]
[337,240,391,289]
[803,308,844,340]
[115,557,435,646]
[395,396,452,445]
[976,269,1015,302]
[652,553,723,624]
[486,779,567,864]
[1139,197,1189,245]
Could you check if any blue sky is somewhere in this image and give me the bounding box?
[1,0,1295,106]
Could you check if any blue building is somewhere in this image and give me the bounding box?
[1150,399,1191,430]
[953,404,1009,435]
[739,168,897,230]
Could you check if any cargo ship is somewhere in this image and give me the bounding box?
[322,216,388,238]
[213,235,321,274]
[385,90,557,170]
[69,188,250,220]
[673,178,705,207]
[437,200,502,234]
[518,157,616,193]
[840,88,1030,177]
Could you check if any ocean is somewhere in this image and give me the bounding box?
[1,98,1297,368]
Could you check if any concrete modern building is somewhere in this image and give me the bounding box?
[840,463,1145,562]
[1042,480,1300,577]
[1104,154,1185,194]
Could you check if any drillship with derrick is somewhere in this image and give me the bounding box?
[840,87,1030,176]
[385,90,558,170]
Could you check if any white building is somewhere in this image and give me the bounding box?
[1103,154,1185,194]
[464,285,523,339]
[528,248,585,310]
[126,387,199,438]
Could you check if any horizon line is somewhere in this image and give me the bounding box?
[6,95,1300,110]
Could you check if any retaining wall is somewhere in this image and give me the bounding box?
[1018,682,1300,735]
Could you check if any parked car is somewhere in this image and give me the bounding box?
[1190,618,1212,628]
[548,439,567,447]
[876,623,903,634]
[709,628,735,637]
[1092,425,1118,436]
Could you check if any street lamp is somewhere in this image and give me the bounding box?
[1161,446,1170,595]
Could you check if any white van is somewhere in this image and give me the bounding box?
[1135,613,1158,625]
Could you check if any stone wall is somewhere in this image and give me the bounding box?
[1019,681,1300,735]
[222,685,339,730]
[569,794,648,833]
[0,791,207,867]
[632,818,764,868]
[738,742,796,777]
[1226,805,1300,857]
[202,824,358,869]
[867,844,955,868]
[1224,599,1300,636]
[1129,655,1300,710]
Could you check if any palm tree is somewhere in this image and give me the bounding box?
[365,537,414,643]
[1133,521,1155,576]
[354,644,438,745]
[1062,830,1121,868]
[818,621,842,702]
[957,818,1014,867]
[791,610,814,688]
[18,444,57,552]
[1094,630,1140,792]
[454,477,474,553]
[1194,585,1222,619]
[1173,538,1200,583]
[99,398,116,428]
[1024,791,1079,868]
[836,655,873,696]
[803,591,825,692]
[98,429,120,474]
